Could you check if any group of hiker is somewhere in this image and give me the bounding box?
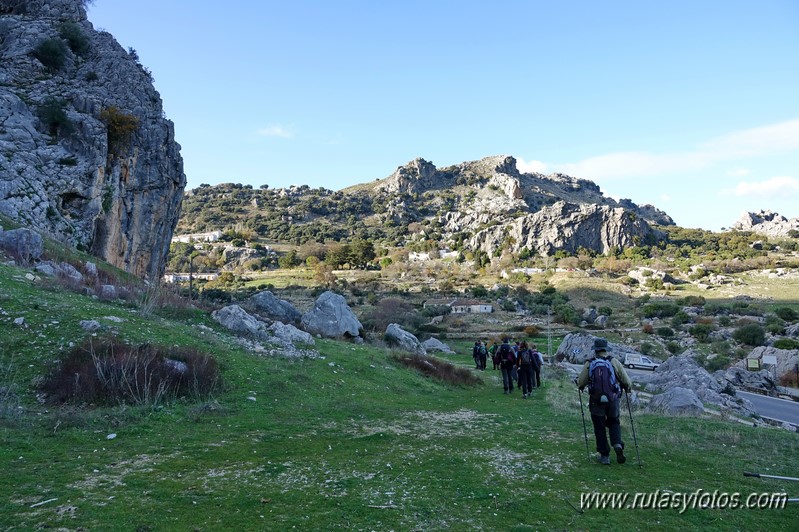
[472,338,543,398]
[471,335,635,466]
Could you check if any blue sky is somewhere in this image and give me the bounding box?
[87,1,799,231]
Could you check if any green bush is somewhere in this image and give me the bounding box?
[656,327,674,337]
[689,323,715,343]
[666,341,682,354]
[99,106,140,156]
[671,311,691,327]
[732,324,766,346]
[678,295,706,307]
[36,97,73,138]
[32,38,68,72]
[59,22,90,56]
[774,307,798,322]
[642,301,679,318]
[772,338,799,350]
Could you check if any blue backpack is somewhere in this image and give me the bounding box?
[589,358,620,403]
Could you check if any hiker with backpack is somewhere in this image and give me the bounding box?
[478,340,488,370]
[489,342,499,370]
[530,343,543,388]
[516,341,536,398]
[576,338,632,465]
[497,338,516,394]
[472,340,482,369]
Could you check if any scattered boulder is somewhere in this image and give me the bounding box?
[720,366,778,394]
[745,346,799,379]
[301,291,363,339]
[268,321,315,345]
[645,353,721,395]
[556,332,639,364]
[421,337,454,354]
[384,323,426,355]
[212,305,269,339]
[0,228,43,262]
[594,315,609,328]
[100,285,118,300]
[164,359,189,375]
[79,320,101,331]
[647,387,705,416]
[249,290,302,325]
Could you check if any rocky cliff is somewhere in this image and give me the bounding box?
[0,0,185,280]
[376,155,670,257]
[731,210,799,238]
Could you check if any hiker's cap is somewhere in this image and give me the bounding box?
[593,338,608,352]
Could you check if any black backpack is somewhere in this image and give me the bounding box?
[520,349,533,366]
[589,357,620,403]
[499,343,514,363]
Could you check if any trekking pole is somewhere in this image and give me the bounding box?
[744,472,799,482]
[625,391,642,468]
[577,387,591,462]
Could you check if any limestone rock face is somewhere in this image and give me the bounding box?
[468,201,656,258]
[0,0,186,280]
[731,210,799,237]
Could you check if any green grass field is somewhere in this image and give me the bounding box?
[2,262,799,530]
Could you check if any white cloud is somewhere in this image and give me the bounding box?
[256,125,293,138]
[731,176,799,198]
[660,194,671,202]
[548,117,799,182]
[727,168,750,177]
[516,157,548,174]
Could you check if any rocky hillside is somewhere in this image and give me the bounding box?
[178,155,672,257]
[0,0,185,280]
[731,210,799,238]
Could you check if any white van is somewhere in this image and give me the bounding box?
[623,353,660,370]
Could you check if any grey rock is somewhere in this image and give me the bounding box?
[79,319,101,331]
[0,228,43,261]
[249,290,301,325]
[582,307,597,323]
[647,387,705,416]
[0,0,186,281]
[780,422,797,433]
[556,332,639,364]
[300,291,363,339]
[85,262,98,278]
[164,358,188,375]
[730,210,799,238]
[786,323,799,337]
[13,317,25,326]
[211,305,268,339]
[268,321,315,346]
[745,346,799,381]
[645,353,721,395]
[384,323,426,355]
[421,337,454,354]
[594,315,609,328]
[34,262,58,277]
[99,284,117,299]
[720,366,778,393]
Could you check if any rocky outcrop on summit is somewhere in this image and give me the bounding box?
[373,154,670,256]
[0,0,185,280]
[467,201,656,257]
[730,210,799,238]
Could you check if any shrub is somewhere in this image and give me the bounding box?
[772,338,799,350]
[666,341,682,354]
[391,354,481,386]
[32,38,68,71]
[523,325,540,337]
[36,97,73,138]
[656,327,674,337]
[671,311,691,327]
[689,323,714,343]
[642,323,654,334]
[732,324,766,346]
[642,301,679,318]
[678,295,706,307]
[99,106,140,156]
[640,342,654,355]
[597,306,613,317]
[59,22,90,56]
[774,307,798,322]
[40,337,221,406]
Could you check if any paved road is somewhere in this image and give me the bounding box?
[737,391,799,425]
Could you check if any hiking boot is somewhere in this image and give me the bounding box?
[504,389,508,394]
[599,454,610,465]
[614,444,626,464]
